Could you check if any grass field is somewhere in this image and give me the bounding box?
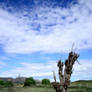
[0,87,55,92]
[0,86,92,92]
[0,80,92,92]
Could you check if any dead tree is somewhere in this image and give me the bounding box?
[52,51,79,92]
[53,71,57,83]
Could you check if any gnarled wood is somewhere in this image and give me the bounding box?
[52,51,79,92]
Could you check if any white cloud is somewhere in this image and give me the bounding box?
[0,56,8,68]
[71,59,92,81]
[0,0,92,54]
[1,59,92,81]
[0,61,7,68]
[0,56,9,60]
[0,61,58,80]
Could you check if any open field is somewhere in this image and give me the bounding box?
[0,87,55,92]
[0,80,92,92]
[0,86,92,92]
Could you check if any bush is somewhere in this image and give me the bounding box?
[42,79,50,85]
[7,81,13,87]
[0,80,13,87]
[0,80,5,86]
[24,77,36,86]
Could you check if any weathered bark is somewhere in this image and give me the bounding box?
[57,60,64,85]
[52,51,79,92]
[53,71,56,83]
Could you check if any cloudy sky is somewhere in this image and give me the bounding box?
[0,0,92,81]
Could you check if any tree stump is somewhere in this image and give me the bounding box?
[52,51,79,92]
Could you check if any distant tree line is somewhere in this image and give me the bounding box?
[24,77,51,86]
[0,77,51,87]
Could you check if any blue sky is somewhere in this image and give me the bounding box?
[0,0,92,81]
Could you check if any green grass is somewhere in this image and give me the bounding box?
[0,87,56,92]
[0,80,92,92]
[70,80,92,88]
[0,87,9,92]
[14,87,55,92]
[68,88,92,92]
[68,80,92,92]
[0,87,92,92]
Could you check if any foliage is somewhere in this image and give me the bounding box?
[24,77,36,86]
[7,81,13,87]
[0,80,13,87]
[42,79,50,85]
[70,80,92,88]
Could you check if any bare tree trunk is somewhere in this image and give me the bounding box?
[52,51,79,92]
[53,71,56,83]
[62,87,67,92]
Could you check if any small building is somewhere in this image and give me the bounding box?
[14,77,26,84]
[35,79,41,85]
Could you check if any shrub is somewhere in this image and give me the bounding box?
[0,80,5,86]
[7,81,13,87]
[42,79,50,85]
[0,80,13,87]
[24,77,36,86]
